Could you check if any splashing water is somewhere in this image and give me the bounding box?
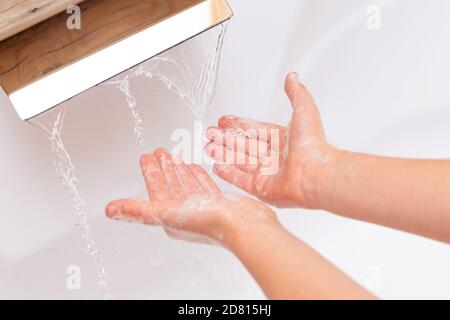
[27,22,229,297]
[107,75,147,152]
[134,21,228,120]
[107,22,229,159]
[31,107,111,298]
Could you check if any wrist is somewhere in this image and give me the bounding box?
[310,146,349,210]
[313,147,349,211]
[222,209,282,251]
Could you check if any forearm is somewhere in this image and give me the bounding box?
[318,150,450,243]
[226,222,375,300]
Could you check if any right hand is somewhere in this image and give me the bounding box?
[205,72,339,209]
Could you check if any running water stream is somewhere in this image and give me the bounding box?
[108,22,228,157]
[30,23,228,298]
[31,106,111,298]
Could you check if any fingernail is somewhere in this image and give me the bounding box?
[223,115,237,120]
[160,152,170,161]
[140,154,149,164]
[206,127,215,140]
[106,204,119,217]
[206,127,221,141]
[213,163,225,173]
[173,155,183,164]
[288,72,300,84]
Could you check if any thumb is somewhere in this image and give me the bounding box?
[284,72,326,151]
[285,72,315,107]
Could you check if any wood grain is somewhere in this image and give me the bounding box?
[0,0,204,94]
[0,0,86,41]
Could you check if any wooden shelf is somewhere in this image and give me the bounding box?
[0,0,206,95]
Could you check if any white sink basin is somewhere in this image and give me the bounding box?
[1,0,449,299]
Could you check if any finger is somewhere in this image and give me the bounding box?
[284,72,326,150]
[189,164,221,194]
[218,116,285,144]
[205,142,260,174]
[173,156,202,195]
[154,148,183,196]
[107,198,201,230]
[106,199,170,226]
[140,154,172,201]
[284,72,315,109]
[213,163,255,194]
[206,126,270,159]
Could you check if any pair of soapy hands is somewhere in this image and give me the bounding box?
[106,72,336,246]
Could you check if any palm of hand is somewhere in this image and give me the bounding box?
[206,73,333,209]
[106,149,276,244]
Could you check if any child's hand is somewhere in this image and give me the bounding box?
[105,149,278,246]
[205,72,337,209]
[106,150,375,300]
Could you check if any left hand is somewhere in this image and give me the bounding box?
[204,72,337,209]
